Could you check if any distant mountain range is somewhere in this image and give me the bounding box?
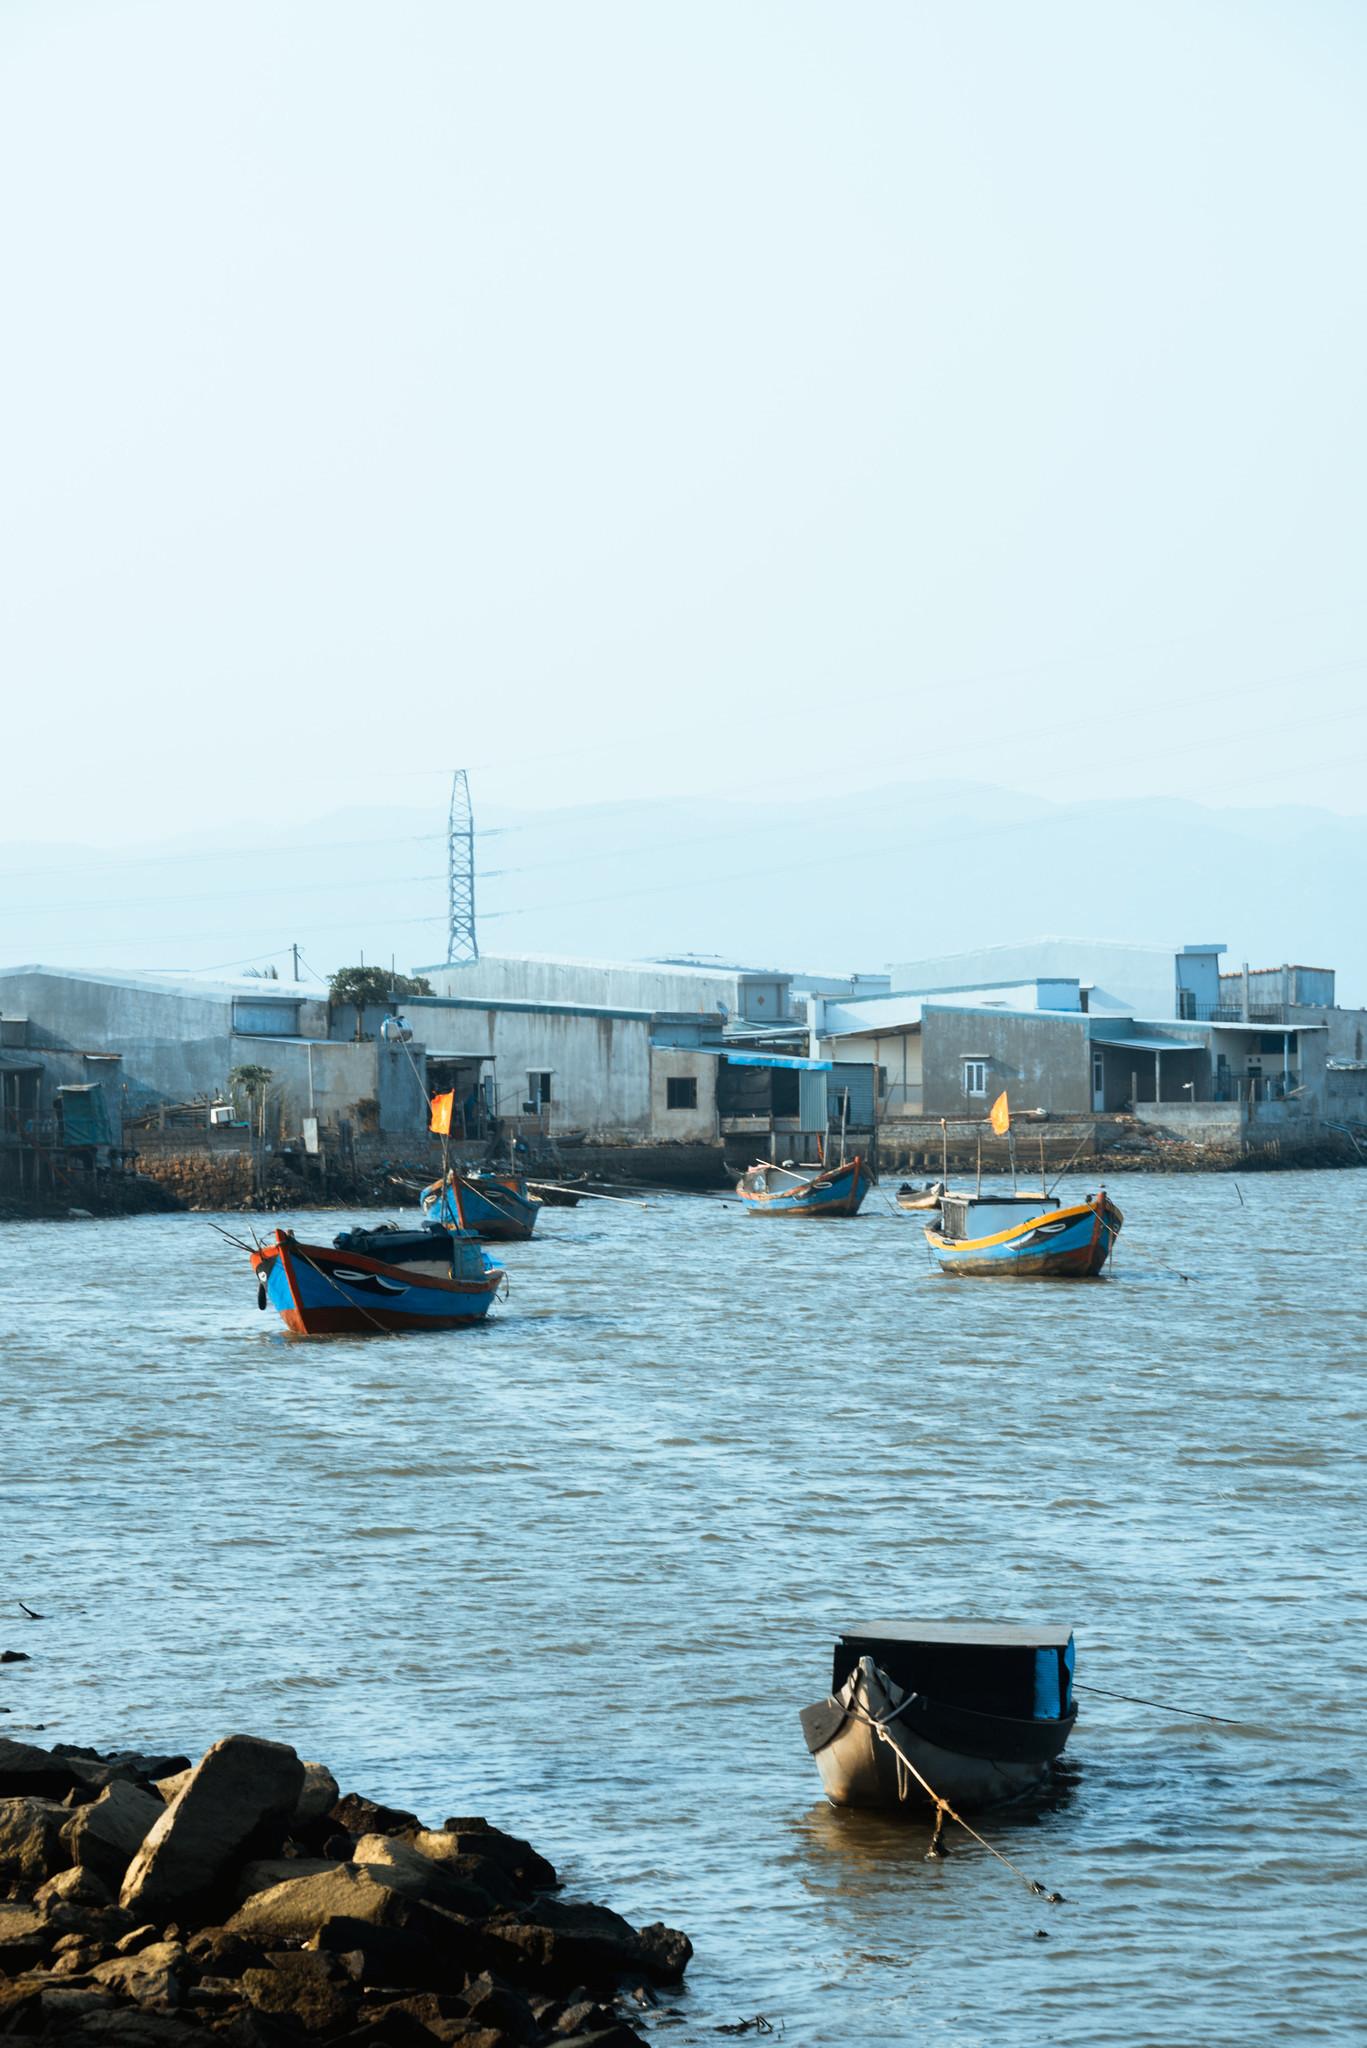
[2,781,1363,1005]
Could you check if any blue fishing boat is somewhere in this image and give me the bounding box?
[925,1188,1122,1277]
[252,1223,503,1334]
[421,1171,540,1242]
[801,1619,1077,1814]
[735,1154,871,1217]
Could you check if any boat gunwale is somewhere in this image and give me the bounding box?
[255,1232,502,1300]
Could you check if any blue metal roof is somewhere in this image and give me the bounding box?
[723,1051,832,1072]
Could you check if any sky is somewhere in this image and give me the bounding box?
[2,0,1365,852]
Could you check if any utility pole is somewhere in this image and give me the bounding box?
[446,769,479,964]
[291,942,300,982]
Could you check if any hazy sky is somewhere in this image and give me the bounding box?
[3,0,1365,845]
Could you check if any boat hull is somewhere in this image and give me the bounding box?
[736,1156,872,1217]
[421,1174,540,1241]
[925,1192,1122,1277]
[802,1659,1074,1813]
[252,1232,502,1335]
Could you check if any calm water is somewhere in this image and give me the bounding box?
[2,1173,1364,2047]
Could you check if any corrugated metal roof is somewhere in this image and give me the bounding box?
[1090,1032,1204,1053]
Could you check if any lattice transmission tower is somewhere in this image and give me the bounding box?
[446,769,479,964]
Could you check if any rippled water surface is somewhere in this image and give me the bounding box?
[3,1173,1365,2046]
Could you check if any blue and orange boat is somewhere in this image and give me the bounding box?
[421,1171,540,1242]
[735,1154,871,1217]
[252,1223,503,1334]
[925,1188,1122,1277]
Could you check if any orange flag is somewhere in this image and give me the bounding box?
[989,1090,1010,1135]
[429,1090,455,1136]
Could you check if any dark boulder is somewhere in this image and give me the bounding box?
[328,1792,421,1840]
[481,1901,691,1997]
[63,1781,166,1891]
[0,1795,71,1882]
[239,1952,356,2035]
[430,1823,557,1898]
[461,1969,539,2042]
[0,1901,49,1973]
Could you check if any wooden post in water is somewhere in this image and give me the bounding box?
[1040,1132,1048,1197]
[940,1118,949,1184]
[976,1133,982,1196]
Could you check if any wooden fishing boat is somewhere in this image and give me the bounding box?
[735,1155,871,1217]
[252,1224,503,1335]
[895,1179,947,1211]
[801,1620,1077,1814]
[421,1171,540,1242]
[925,1188,1122,1277]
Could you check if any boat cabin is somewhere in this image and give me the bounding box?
[833,1620,1075,1723]
[939,1192,1060,1242]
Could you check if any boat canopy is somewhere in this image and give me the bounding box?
[834,1621,1075,1723]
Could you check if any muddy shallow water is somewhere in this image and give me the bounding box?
[3,1171,1364,2046]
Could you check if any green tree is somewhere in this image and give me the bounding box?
[328,965,433,1007]
[229,1064,275,1127]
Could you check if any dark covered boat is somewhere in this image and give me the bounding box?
[801,1620,1077,1813]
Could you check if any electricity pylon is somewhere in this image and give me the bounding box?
[446,770,478,963]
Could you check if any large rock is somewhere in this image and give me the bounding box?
[293,1762,340,1826]
[35,1864,113,1912]
[0,1902,49,1973]
[0,1795,71,1882]
[0,1738,96,1802]
[433,1821,557,1896]
[89,1939,192,2006]
[234,1856,337,1903]
[227,1863,408,1943]
[119,1735,304,1922]
[481,1900,692,1995]
[327,1791,421,1839]
[304,1889,491,1994]
[239,1953,355,2035]
[63,1782,165,1890]
[352,1835,500,1918]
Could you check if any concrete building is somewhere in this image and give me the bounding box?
[885,939,1226,1022]
[810,945,1367,1153]
[0,966,429,1141]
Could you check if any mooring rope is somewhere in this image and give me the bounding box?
[848,1696,1065,1905]
[1073,1682,1248,1725]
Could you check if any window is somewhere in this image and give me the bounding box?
[527,1071,552,1108]
[666,1075,698,1110]
[962,1059,987,1096]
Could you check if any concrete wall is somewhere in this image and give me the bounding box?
[0,968,328,1116]
[648,1047,719,1142]
[408,997,655,1137]
[815,1027,923,1111]
[921,1007,1091,1116]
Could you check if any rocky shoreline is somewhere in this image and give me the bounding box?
[0,1732,690,2044]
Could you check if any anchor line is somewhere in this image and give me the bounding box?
[1072,1682,1249,1725]
[847,1698,1065,1908]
